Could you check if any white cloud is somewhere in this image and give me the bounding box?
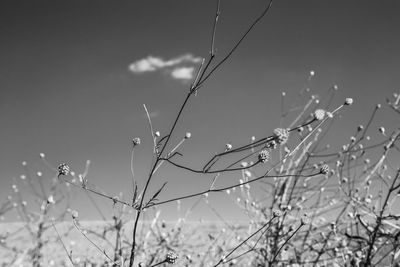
[128,54,201,74]
[170,67,195,81]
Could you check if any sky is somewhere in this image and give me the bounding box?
[1,0,400,222]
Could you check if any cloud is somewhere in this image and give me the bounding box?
[128,54,201,82]
[170,67,195,81]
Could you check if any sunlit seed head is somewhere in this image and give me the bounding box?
[258,150,270,163]
[273,128,289,145]
[58,163,70,176]
[301,214,311,225]
[39,153,45,158]
[225,143,232,151]
[379,127,386,135]
[154,131,161,137]
[71,210,79,220]
[221,255,226,263]
[314,109,325,120]
[184,132,191,139]
[165,252,178,264]
[132,137,141,146]
[266,140,277,149]
[273,209,283,217]
[320,164,329,174]
[47,195,55,204]
[310,70,315,76]
[344,98,353,105]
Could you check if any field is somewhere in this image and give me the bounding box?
[1,220,253,266]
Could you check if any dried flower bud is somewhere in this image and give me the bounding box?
[132,137,141,146]
[344,98,353,105]
[273,128,289,145]
[301,214,311,225]
[71,210,79,220]
[225,143,232,151]
[273,209,283,217]
[320,164,329,174]
[165,251,178,264]
[314,109,325,120]
[58,163,70,176]
[258,150,270,163]
[266,140,277,149]
[47,195,55,204]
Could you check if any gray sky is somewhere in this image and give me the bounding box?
[1,0,400,221]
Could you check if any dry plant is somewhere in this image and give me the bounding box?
[5,1,400,267]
